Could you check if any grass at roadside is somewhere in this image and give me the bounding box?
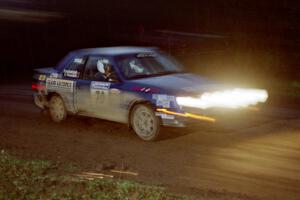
[0,150,189,200]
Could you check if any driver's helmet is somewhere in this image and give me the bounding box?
[96,59,110,73]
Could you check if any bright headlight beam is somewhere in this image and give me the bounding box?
[176,88,268,109]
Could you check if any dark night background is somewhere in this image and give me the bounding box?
[0,0,299,88]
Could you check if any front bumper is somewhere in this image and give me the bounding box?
[156,106,260,127]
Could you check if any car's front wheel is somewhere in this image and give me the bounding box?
[131,104,160,141]
[49,95,67,122]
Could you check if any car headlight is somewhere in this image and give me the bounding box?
[176,88,268,109]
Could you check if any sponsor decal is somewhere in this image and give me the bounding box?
[38,74,46,81]
[152,94,176,108]
[50,73,59,78]
[63,70,79,78]
[91,81,111,90]
[46,78,74,93]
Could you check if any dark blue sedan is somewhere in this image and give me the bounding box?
[32,47,268,141]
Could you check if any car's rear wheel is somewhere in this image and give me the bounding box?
[49,95,67,122]
[131,104,160,141]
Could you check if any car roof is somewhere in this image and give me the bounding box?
[70,46,157,56]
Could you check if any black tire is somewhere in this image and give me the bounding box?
[131,104,160,141]
[49,95,67,122]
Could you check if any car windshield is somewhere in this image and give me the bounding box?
[117,52,184,80]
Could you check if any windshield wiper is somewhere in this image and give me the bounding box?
[152,70,182,76]
[127,74,153,79]
[128,71,183,80]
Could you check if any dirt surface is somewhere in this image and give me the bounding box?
[0,84,300,200]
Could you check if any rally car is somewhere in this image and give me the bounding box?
[32,47,268,141]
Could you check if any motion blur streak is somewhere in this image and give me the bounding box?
[0,8,63,23]
[176,88,268,109]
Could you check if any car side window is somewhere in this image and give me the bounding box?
[83,56,118,82]
[63,57,86,78]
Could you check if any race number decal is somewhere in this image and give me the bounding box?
[90,81,110,104]
[91,89,108,104]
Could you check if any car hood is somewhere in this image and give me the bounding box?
[128,73,228,96]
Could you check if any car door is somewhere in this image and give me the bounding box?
[76,55,126,122]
